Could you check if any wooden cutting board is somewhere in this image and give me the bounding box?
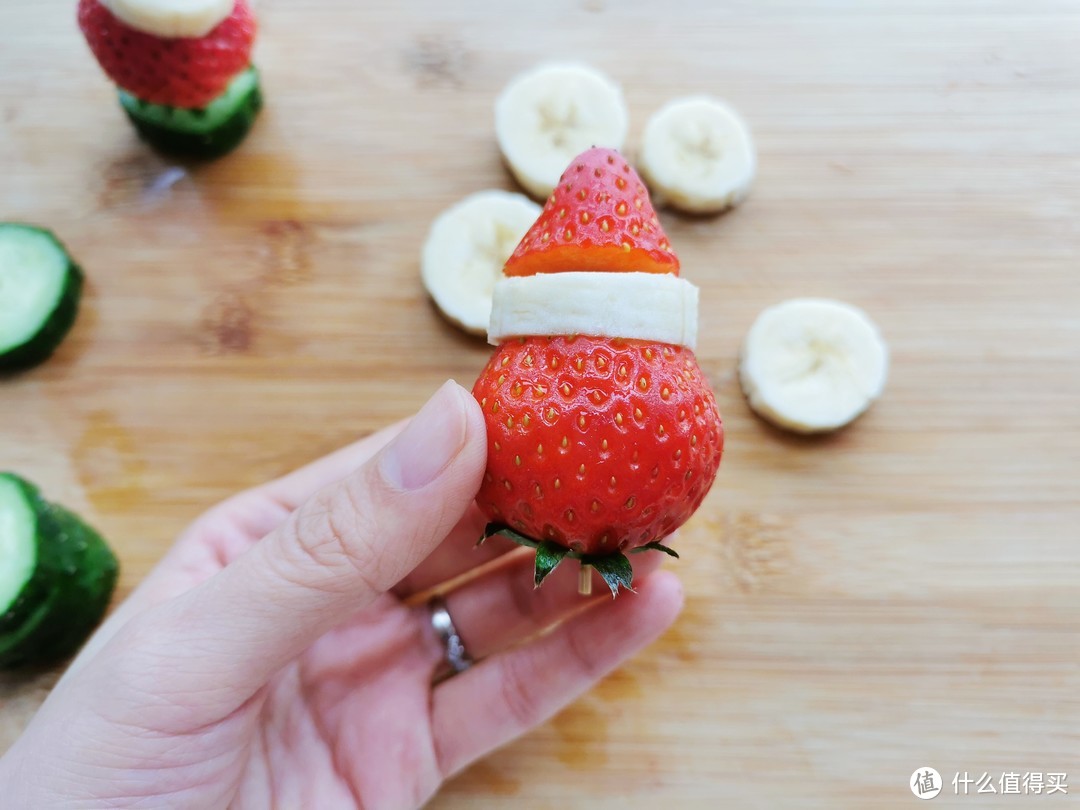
[2,0,1078,806]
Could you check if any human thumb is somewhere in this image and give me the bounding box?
[105,380,487,714]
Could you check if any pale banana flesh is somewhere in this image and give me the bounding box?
[489,272,699,350]
[495,62,628,200]
[100,0,234,38]
[739,298,888,434]
[639,96,756,214]
[421,191,540,336]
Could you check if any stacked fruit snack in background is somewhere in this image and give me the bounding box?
[78,0,261,158]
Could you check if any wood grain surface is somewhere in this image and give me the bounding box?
[2,0,1079,806]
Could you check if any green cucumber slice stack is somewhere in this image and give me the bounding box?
[0,473,119,669]
[119,66,263,159]
[0,223,83,371]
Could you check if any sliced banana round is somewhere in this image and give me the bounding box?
[100,0,235,38]
[421,191,541,336]
[639,96,756,214]
[739,298,888,434]
[489,271,698,350]
[495,62,629,200]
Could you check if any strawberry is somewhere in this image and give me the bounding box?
[473,148,722,596]
[474,336,722,547]
[504,146,680,278]
[78,0,256,109]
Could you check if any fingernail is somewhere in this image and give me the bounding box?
[380,381,469,490]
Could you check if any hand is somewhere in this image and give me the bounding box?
[0,381,683,809]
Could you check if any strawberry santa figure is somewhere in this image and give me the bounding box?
[473,147,724,597]
[78,0,261,158]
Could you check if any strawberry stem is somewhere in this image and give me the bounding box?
[480,523,641,597]
[630,540,680,558]
[534,540,569,587]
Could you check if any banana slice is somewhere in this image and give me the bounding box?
[639,96,756,214]
[100,0,234,38]
[739,298,888,434]
[495,63,629,200]
[422,191,541,336]
[489,272,699,350]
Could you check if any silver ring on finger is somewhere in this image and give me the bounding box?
[429,596,472,683]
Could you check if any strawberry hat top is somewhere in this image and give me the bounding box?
[503,147,680,278]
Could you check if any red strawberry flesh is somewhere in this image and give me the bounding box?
[78,0,256,109]
[504,147,680,278]
[473,335,723,556]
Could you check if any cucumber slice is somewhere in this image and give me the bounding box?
[0,597,59,667]
[0,224,84,371]
[0,475,119,669]
[0,503,119,668]
[0,474,49,635]
[119,66,263,159]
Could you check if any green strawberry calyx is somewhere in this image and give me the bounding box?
[478,522,679,597]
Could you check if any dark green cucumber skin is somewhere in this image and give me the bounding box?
[121,73,263,160]
[0,484,119,670]
[0,474,51,637]
[0,226,84,372]
[0,503,119,668]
